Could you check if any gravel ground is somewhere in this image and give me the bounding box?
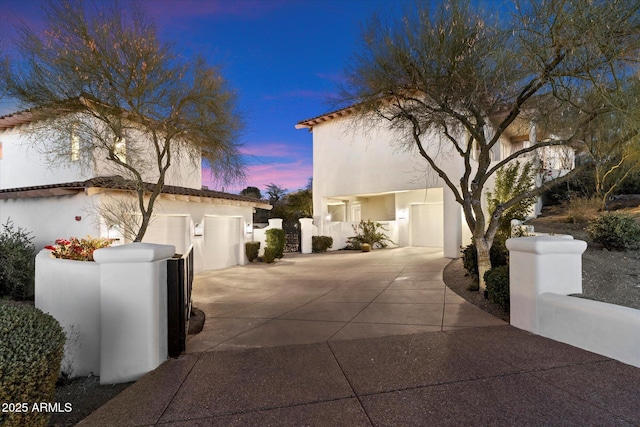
[527,207,640,310]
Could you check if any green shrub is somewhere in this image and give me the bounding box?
[0,302,66,427]
[265,228,285,259]
[346,219,394,249]
[484,265,510,312]
[262,246,277,263]
[587,212,640,251]
[312,236,333,253]
[245,241,260,262]
[486,161,537,240]
[0,219,36,299]
[461,240,509,280]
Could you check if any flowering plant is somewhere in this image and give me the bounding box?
[45,236,112,261]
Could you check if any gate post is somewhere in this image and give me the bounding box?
[94,243,175,384]
[506,236,586,334]
[299,218,313,254]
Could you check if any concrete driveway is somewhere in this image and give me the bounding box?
[81,247,640,425]
[187,247,506,352]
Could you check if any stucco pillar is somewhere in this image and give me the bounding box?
[506,236,586,334]
[94,243,176,384]
[299,218,313,254]
[443,187,462,258]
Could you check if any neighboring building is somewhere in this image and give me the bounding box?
[296,107,574,258]
[0,105,270,273]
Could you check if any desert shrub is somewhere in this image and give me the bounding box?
[245,241,260,262]
[461,240,509,281]
[265,228,285,259]
[565,196,601,224]
[346,219,394,249]
[0,219,36,300]
[262,246,277,263]
[484,265,510,312]
[587,212,640,251]
[312,236,333,253]
[487,161,537,240]
[0,302,66,427]
[45,236,111,261]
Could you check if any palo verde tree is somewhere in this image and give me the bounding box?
[578,83,640,209]
[340,0,640,290]
[1,0,244,241]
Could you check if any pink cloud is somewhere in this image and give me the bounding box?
[203,158,311,195]
[239,143,294,157]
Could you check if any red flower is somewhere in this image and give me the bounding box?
[44,245,56,250]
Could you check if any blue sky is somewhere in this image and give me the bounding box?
[0,0,413,194]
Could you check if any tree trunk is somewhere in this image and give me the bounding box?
[476,240,491,292]
[134,212,152,242]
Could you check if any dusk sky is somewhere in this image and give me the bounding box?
[0,0,416,195]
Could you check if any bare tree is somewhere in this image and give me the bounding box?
[340,0,640,289]
[1,0,244,241]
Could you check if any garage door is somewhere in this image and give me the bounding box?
[203,216,242,270]
[143,215,188,254]
[411,203,444,247]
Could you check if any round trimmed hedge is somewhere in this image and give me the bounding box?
[0,302,65,427]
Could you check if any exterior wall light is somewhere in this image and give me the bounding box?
[194,223,204,236]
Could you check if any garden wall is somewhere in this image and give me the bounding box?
[507,236,640,368]
[35,243,176,384]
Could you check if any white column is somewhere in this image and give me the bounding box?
[506,236,586,334]
[299,218,313,254]
[94,243,175,384]
[443,187,462,258]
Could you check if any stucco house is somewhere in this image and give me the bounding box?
[296,107,574,258]
[0,105,270,273]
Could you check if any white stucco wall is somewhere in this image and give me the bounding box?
[1,190,256,274]
[0,126,89,189]
[0,118,202,191]
[0,194,101,250]
[312,115,458,206]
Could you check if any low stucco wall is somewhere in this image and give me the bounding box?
[537,293,640,368]
[35,250,101,377]
[507,236,640,369]
[35,243,175,384]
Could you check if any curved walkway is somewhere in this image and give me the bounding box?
[80,247,640,426]
[186,247,505,352]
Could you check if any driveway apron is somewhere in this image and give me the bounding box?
[187,247,506,352]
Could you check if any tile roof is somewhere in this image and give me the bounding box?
[0,176,272,209]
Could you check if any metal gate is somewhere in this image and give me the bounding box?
[283,221,301,253]
[167,245,194,357]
